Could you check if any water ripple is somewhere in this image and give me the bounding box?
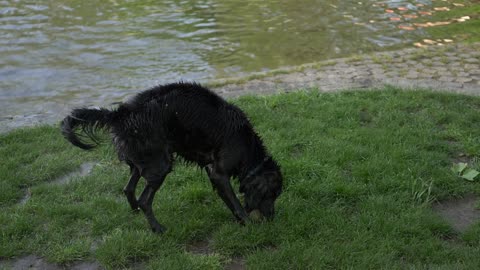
[0,0,450,117]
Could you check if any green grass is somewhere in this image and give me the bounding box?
[417,2,480,43]
[1,88,480,269]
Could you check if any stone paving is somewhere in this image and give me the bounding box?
[212,42,480,98]
[1,42,479,133]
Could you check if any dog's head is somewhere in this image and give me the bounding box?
[240,158,283,220]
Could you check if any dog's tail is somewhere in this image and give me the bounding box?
[61,107,114,150]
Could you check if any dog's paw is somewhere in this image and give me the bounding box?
[151,223,167,234]
[127,200,140,212]
[236,216,249,226]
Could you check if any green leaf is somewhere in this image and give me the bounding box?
[461,169,479,181]
[452,162,468,174]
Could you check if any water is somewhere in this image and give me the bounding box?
[0,0,438,123]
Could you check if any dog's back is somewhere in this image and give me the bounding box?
[109,82,259,165]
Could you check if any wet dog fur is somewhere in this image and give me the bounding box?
[61,82,283,233]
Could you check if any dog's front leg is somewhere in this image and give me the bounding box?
[207,168,248,223]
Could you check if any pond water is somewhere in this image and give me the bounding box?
[0,0,455,121]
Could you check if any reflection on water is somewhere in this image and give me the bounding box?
[0,0,443,115]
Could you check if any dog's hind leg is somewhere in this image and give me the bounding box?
[206,166,248,224]
[123,162,141,211]
[138,158,172,233]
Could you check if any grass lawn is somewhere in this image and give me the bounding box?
[1,87,480,269]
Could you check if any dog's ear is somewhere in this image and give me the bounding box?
[243,175,269,194]
[240,178,257,194]
[264,170,283,196]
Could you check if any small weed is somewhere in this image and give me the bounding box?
[440,56,450,64]
[412,178,435,206]
[453,162,479,181]
[409,49,429,61]
[345,54,364,63]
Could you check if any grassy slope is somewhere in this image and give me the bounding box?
[1,88,480,269]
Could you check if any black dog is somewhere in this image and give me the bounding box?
[61,82,283,233]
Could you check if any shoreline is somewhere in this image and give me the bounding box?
[210,42,479,98]
[1,42,479,133]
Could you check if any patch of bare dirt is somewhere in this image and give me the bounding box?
[433,194,480,232]
[70,262,102,270]
[359,108,373,126]
[0,255,102,270]
[289,143,306,158]
[186,239,213,255]
[18,162,97,205]
[224,257,246,270]
[53,162,96,185]
[451,152,473,164]
[186,239,246,270]
[18,188,31,206]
